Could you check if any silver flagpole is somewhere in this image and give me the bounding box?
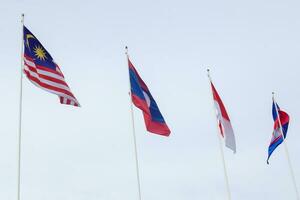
[125,46,142,200]
[17,13,25,200]
[207,69,232,200]
[272,92,299,200]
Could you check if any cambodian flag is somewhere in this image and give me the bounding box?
[128,58,171,136]
[267,101,290,164]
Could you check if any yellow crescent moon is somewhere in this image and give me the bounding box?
[26,34,35,49]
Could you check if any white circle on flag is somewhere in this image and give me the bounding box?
[142,91,151,107]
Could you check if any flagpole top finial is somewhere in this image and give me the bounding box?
[207,68,211,78]
[272,92,275,100]
[21,14,25,23]
[125,46,128,55]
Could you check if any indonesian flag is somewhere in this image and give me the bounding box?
[211,82,236,153]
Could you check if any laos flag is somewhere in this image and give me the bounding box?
[128,58,171,136]
[267,101,290,164]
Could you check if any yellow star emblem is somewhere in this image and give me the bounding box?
[33,45,47,61]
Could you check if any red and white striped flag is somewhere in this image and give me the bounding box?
[23,26,80,107]
[210,82,236,153]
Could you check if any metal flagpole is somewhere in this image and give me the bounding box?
[207,69,232,200]
[125,46,142,200]
[17,13,25,200]
[272,92,300,200]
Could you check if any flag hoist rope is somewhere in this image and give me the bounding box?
[125,46,142,200]
[17,13,25,200]
[272,92,300,200]
[207,69,232,200]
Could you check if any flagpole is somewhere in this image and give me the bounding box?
[125,46,142,200]
[17,13,25,200]
[272,92,299,200]
[207,69,232,200]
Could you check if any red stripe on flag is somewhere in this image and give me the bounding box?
[25,65,69,87]
[24,55,64,78]
[24,69,76,99]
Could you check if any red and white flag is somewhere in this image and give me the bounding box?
[210,82,236,153]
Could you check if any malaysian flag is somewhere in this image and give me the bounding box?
[23,26,80,106]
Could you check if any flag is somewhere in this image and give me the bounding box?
[211,82,236,153]
[267,101,289,164]
[128,58,170,136]
[23,26,80,107]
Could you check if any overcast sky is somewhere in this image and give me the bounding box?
[0,0,300,199]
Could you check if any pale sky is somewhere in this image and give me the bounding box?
[0,0,300,199]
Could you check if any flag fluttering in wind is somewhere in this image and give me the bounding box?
[128,58,170,136]
[23,26,80,107]
[267,101,290,164]
[210,82,236,153]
